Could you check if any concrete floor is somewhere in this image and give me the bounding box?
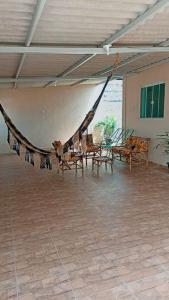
[1,154,169,300]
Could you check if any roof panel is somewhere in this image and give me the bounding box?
[33,0,156,45]
[0,0,36,43]
[0,0,169,88]
[116,53,169,74]
[20,54,84,76]
[118,6,169,45]
[0,54,21,76]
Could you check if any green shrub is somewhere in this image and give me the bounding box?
[94,116,116,142]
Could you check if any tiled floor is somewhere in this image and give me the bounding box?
[1,154,169,300]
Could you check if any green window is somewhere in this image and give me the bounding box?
[140,83,165,118]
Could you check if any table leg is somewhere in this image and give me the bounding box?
[92,157,94,171]
[97,161,99,176]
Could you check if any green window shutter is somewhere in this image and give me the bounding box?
[140,87,146,118]
[152,84,159,118]
[140,83,165,119]
[159,83,165,118]
[146,86,153,118]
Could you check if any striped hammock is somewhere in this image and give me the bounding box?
[0,75,111,170]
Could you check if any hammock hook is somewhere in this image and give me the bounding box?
[103,44,111,55]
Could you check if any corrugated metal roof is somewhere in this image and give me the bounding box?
[0,54,21,76]
[70,54,134,76]
[0,0,36,43]
[115,53,169,74]
[33,0,157,45]
[20,54,84,76]
[118,6,169,45]
[0,0,169,88]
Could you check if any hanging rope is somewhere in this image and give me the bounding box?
[113,53,120,72]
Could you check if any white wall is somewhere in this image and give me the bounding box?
[0,84,103,154]
[124,62,169,166]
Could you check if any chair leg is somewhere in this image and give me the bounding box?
[61,162,64,174]
[92,157,94,171]
[86,155,87,166]
[81,158,84,176]
[129,154,132,172]
[97,161,99,176]
[111,161,113,173]
[146,152,149,167]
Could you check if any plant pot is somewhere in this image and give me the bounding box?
[167,162,169,169]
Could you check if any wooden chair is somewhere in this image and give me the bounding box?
[112,136,150,172]
[61,152,84,174]
[82,134,101,166]
[52,141,83,174]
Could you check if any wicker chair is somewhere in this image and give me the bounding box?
[82,134,101,166]
[52,141,83,173]
[112,136,150,172]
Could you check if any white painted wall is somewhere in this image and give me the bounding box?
[0,85,103,154]
[124,62,169,166]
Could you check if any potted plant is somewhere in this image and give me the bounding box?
[94,116,116,145]
[156,132,169,168]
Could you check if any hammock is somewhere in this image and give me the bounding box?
[0,74,111,170]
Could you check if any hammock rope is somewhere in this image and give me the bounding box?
[0,74,111,170]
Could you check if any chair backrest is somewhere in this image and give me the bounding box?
[111,128,124,145]
[82,134,93,151]
[86,134,93,145]
[115,128,125,143]
[126,136,150,152]
[112,128,122,141]
[121,128,134,144]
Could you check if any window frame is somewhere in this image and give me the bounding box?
[140,82,165,119]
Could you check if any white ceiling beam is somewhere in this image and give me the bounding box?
[14,0,47,87]
[51,0,169,87]
[2,45,169,55]
[0,75,123,84]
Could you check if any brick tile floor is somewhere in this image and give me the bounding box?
[1,154,169,299]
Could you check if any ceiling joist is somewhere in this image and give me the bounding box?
[1,46,169,55]
[0,75,122,84]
